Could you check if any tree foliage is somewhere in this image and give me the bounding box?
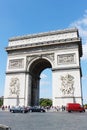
[39,98,52,107]
[0,97,3,107]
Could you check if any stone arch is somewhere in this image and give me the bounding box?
[27,53,54,71]
[27,57,52,106]
[4,28,83,107]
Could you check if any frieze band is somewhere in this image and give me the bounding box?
[57,53,75,65]
[8,59,24,69]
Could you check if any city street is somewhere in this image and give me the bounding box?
[0,110,87,130]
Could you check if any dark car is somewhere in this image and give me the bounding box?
[28,107,46,112]
[10,106,29,113]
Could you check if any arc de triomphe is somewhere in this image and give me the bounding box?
[4,28,83,107]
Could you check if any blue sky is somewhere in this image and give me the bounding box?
[0,0,87,104]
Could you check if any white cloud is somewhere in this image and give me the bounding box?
[69,10,87,60]
[40,73,51,86]
[40,73,47,79]
[82,43,87,60]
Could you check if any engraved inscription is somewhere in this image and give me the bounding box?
[57,53,75,64]
[9,59,24,69]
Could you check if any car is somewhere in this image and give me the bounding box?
[66,103,85,112]
[10,106,29,113]
[28,107,46,112]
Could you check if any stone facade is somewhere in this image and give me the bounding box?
[4,28,83,107]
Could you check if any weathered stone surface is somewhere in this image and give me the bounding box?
[4,28,83,107]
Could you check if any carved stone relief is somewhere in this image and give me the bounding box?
[43,53,54,63]
[60,74,74,96]
[9,77,20,96]
[26,53,54,68]
[8,59,24,69]
[57,53,75,65]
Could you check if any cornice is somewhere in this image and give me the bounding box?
[52,66,81,71]
[6,37,82,57]
[9,28,78,42]
[6,37,81,51]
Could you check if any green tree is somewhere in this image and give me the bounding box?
[39,98,52,107]
[0,97,3,107]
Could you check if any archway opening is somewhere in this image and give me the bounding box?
[40,68,52,99]
[28,58,52,106]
